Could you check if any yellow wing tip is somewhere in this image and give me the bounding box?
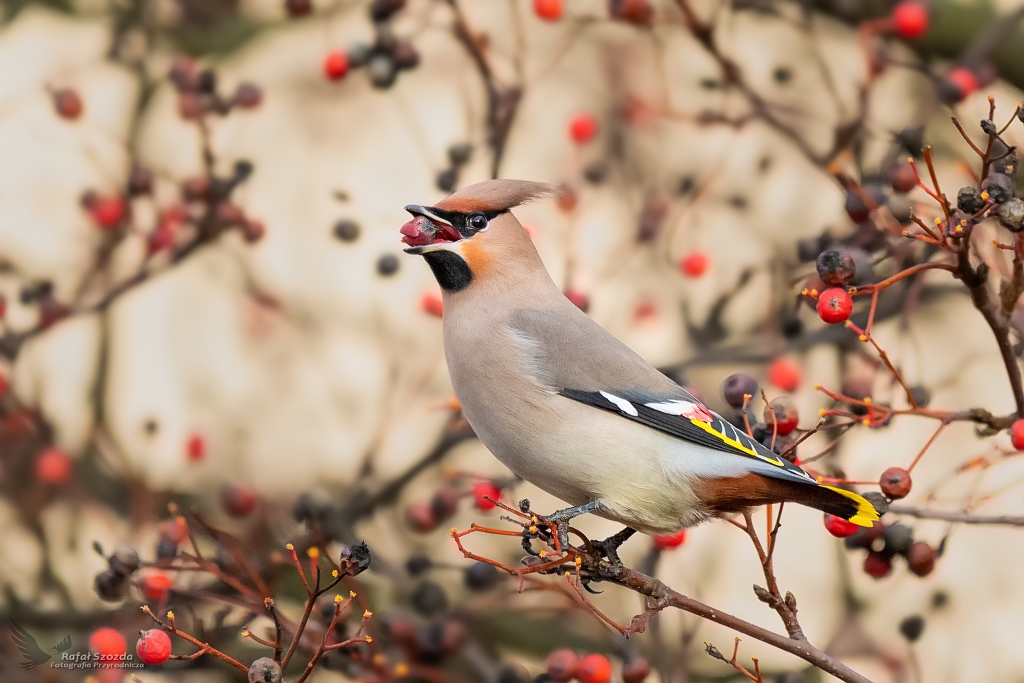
[822,485,880,527]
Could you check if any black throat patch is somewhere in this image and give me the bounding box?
[422,250,473,291]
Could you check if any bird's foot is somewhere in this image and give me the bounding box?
[590,527,637,577]
[534,500,601,554]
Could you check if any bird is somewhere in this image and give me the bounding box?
[10,617,72,669]
[400,179,877,552]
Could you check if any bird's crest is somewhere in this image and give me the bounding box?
[434,179,553,213]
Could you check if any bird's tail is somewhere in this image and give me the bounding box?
[699,473,879,527]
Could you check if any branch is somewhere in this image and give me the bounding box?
[888,505,1024,526]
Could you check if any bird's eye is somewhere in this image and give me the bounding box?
[468,213,488,231]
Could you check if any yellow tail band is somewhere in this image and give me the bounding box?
[822,485,880,527]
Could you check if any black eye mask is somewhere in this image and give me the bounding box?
[426,208,505,238]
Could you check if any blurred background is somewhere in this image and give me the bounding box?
[2,0,1024,681]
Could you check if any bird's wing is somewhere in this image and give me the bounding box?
[9,617,50,668]
[509,306,814,485]
[54,634,73,652]
[560,388,817,485]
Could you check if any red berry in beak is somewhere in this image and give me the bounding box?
[400,216,435,246]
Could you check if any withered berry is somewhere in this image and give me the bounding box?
[464,561,501,590]
[377,254,400,276]
[862,491,889,516]
[721,373,757,409]
[368,54,397,89]
[899,615,925,642]
[884,523,914,557]
[816,249,856,287]
[957,186,985,214]
[430,486,459,520]
[411,580,448,616]
[999,197,1024,232]
[980,119,997,135]
[982,173,1014,204]
[249,657,283,683]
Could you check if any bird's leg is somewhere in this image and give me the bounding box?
[538,500,600,553]
[592,527,636,573]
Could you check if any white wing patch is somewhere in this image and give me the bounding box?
[645,400,695,415]
[600,391,639,416]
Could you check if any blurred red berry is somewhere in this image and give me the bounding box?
[241,220,266,244]
[472,480,501,510]
[863,552,892,578]
[430,486,461,521]
[546,649,580,682]
[323,51,349,81]
[680,251,709,277]
[622,657,651,683]
[286,0,314,17]
[0,293,5,319]
[652,529,687,549]
[889,161,917,194]
[220,483,257,517]
[907,541,936,576]
[817,287,853,324]
[610,0,654,26]
[879,467,912,499]
[557,186,578,211]
[569,114,598,144]
[53,88,83,119]
[0,372,7,397]
[944,67,979,103]
[405,501,439,533]
[421,292,443,317]
[142,572,174,602]
[634,300,656,320]
[89,628,126,658]
[1011,419,1024,450]
[891,2,929,39]
[163,516,189,544]
[534,0,563,20]
[764,397,798,435]
[578,654,612,683]
[88,196,127,229]
[564,289,589,312]
[177,92,203,119]
[768,358,801,392]
[136,629,172,665]
[824,513,859,538]
[233,83,263,108]
[35,447,72,485]
[186,434,205,461]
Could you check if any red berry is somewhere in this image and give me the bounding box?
[431,487,461,522]
[907,541,936,576]
[286,0,314,17]
[1011,419,1024,450]
[863,552,892,579]
[823,513,859,538]
[220,483,257,517]
[611,0,654,26]
[817,287,853,324]
[177,92,203,119]
[652,529,687,549]
[136,629,172,665]
[88,195,127,229]
[622,657,651,683]
[764,397,798,435]
[0,293,6,320]
[186,434,205,461]
[891,2,929,39]
[564,289,589,312]
[89,628,127,658]
[323,51,349,81]
[557,187,578,211]
[421,292,443,317]
[534,0,563,21]
[944,67,979,103]
[472,480,501,510]
[569,114,598,144]
[0,372,7,396]
[547,649,579,682]
[680,251,709,277]
[768,358,801,392]
[879,466,912,499]
[890,161,917,194]
[53,88,83,119]
[142,572,174,602]
[164,516,189,544]
[578,654,612,683]
[35,447,73,485]
[405,501,439,533]
[633,300,656,320]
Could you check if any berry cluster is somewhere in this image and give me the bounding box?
[543,649,649,683]
[406,477,504,533]
[319,0,419,89]
[843,519,938,579]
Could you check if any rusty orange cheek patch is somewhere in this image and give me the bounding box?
[461,239,492,276]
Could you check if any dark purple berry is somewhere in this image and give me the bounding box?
[721,373,757,409]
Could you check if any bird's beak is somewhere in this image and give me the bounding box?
[401,205,463,254]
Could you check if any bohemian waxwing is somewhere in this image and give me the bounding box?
[401,179,877,549]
